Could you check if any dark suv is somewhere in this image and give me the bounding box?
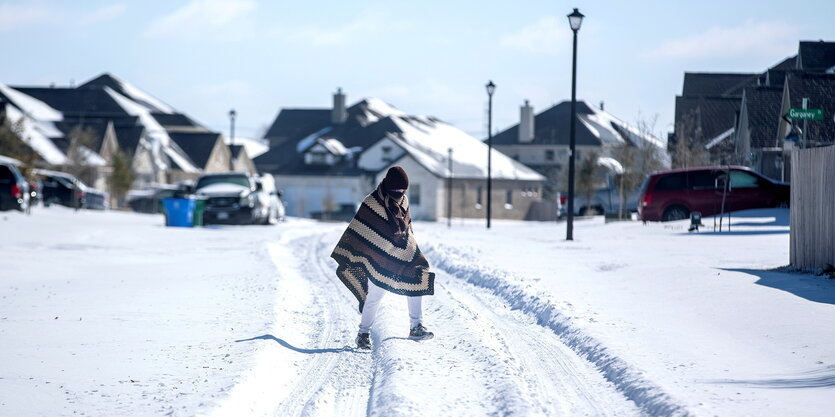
[0,158,30,212]
[638,166,790,222]
[36,169,108,210]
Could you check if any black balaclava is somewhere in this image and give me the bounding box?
[382,166,409,199]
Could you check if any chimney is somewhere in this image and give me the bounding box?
[332,88,347,124]
[518,100,535,143]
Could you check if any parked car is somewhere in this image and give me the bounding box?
[36,169,108,210]
[78,181,109,210]
[638,166,790,222]
[254,174,285,224]
[0,157,30,212]
[127,184,187,214]
[195,172,269,225]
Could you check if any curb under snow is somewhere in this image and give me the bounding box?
[424,244,692,417]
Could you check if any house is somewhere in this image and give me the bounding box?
[167,132,232,182]
[0,73,235,195]
[489,100,666,198]
[677,40,835,173]
[734,86,784,179]
[670,72,758,164]
[255,89,545,221]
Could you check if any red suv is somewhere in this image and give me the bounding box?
[638,166,790,222]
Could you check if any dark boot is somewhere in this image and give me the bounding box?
[356,332,371,350]
[408,324,434,340]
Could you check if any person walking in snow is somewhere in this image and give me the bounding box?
[331,166,435,350]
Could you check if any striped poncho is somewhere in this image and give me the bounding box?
[331,189,435,312]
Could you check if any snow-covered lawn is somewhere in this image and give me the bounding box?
[1,207,833,416]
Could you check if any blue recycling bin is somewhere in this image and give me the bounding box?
[162,198,196,227]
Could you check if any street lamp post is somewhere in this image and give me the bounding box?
[486,80,496,229]
[229,108,237,146]
[566,8,584,241]
[228,108,236,171]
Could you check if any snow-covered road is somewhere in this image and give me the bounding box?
[213,224,641,417]
[2,207,833,416]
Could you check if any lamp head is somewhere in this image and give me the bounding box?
[229,108,236,118]
[486,80,496,96]
[568,8,584,32]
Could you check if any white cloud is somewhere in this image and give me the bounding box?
[144,0,256,41]
[0,2,126,31]
[499,17,571,54]
[646,20,801,60]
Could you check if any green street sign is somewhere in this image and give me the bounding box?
[787,108,824,120]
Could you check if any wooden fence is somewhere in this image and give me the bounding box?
[790,145,835,269]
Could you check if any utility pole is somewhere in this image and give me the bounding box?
[447,148,453,228]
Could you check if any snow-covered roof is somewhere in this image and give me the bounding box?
[296,127,332,153]
[0,154,22,166]
[224,136,269,159]
[105,87,198,173]
[0,83,63,122]
[3,104,67,165]
[596,156,624,174]
[388,116,544,181]
[579,105,665,150]
[82,73,175,114]
[705,127,735,150]
[319,138,348,156]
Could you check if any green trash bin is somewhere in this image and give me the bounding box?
[192,197,207,227]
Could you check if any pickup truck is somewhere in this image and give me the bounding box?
[195,172,269,225]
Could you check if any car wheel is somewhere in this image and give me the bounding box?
[662,205,690,222]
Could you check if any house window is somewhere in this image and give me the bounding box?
[409,184,421,206]
[475,186,483,209]
[505,189,513,209]
[382,146,392,163]
[308,151,327,165]
[545,150,555,161]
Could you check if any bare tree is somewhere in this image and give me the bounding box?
[108,150,135,209]
[0,116,39,178]
[576,150,601,215]
[65,125,97,184]
[672,111,708,169]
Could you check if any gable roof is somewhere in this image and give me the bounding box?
[229,144,245,160]
[798,40,835,71]
[682,73,757,97]
[12,87,128,118]
[674,96,740,142]
[491,100,664,150]
[741,86,783,148]
[80,73,176,114]
[263,109,331,143]
[256,97,544,181]
[168,132,222,169]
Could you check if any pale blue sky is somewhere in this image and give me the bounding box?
[2,0,834,141]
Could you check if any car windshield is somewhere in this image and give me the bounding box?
[196,175,250,190]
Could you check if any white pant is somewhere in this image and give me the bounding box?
[359,279,423,333]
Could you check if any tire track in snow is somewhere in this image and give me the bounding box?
[438,275,641,416]
[272,229,373,417]
[424,243,693,417]
[208,225,371,417]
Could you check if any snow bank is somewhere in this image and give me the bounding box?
[423,243,691,417]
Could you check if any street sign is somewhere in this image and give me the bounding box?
[787,108,824,120]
